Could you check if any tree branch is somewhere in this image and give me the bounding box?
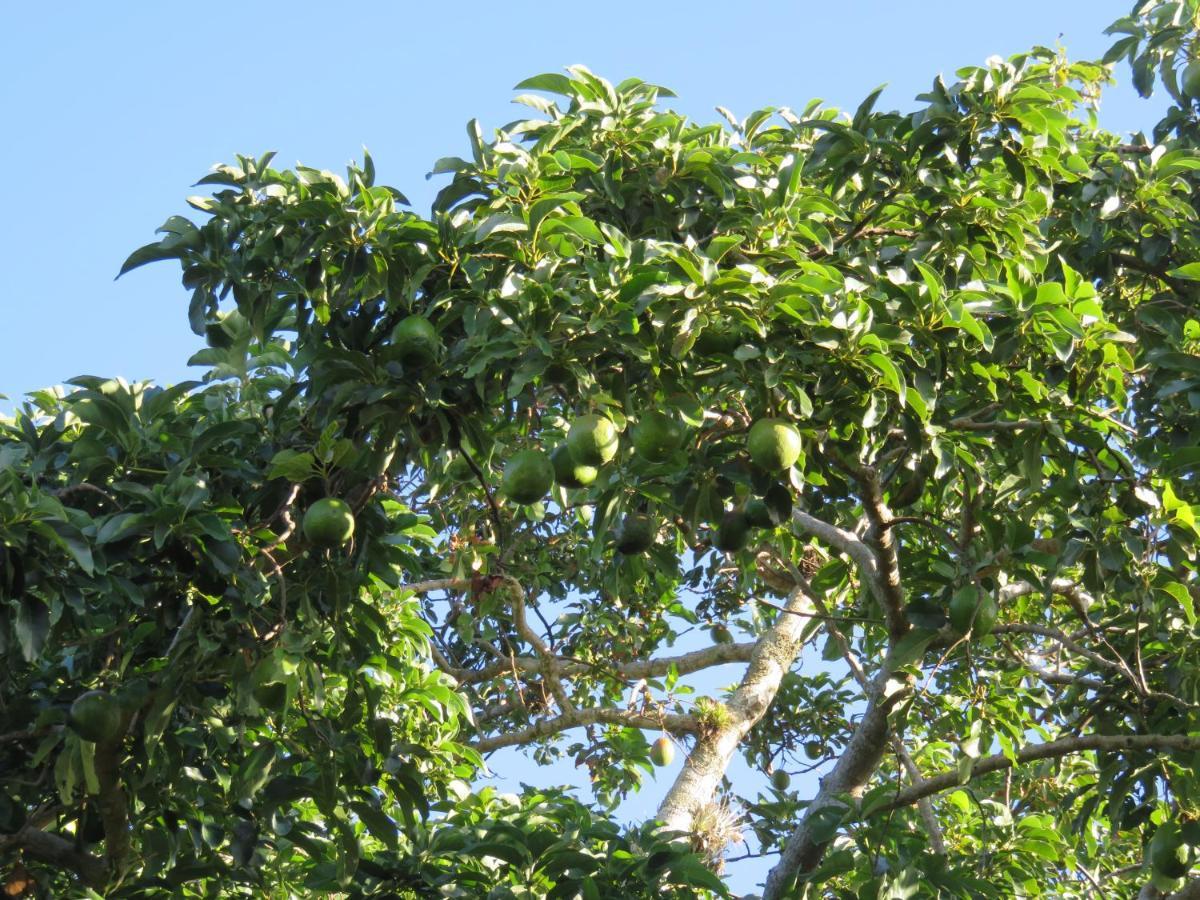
[763,645,914,898]
[508,577,574,714]
[435,641,757,687]
[656,579,818,832]
[401,578,470,596]
[876,732,1200,814]
[93,739,130,879]
[855,466,908,639]
[473,706,697,753]
[7,826,106,889]
[811,588,944,854]
[792,509,890,612]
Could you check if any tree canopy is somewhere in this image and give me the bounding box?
[5,2,1200,896]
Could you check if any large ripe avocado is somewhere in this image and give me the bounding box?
[391,316,441,366]
[1184,61,1200,100]
[615,514,655,554]
[715,511,751,553]
[551,444,598,489]
[650,736,675,767]
[948,585,998,637]
[1150,822,1192,879]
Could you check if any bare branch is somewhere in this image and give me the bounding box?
[51,482,121,508]
[93,739,130,877]
[401,578,470,596]
[811,589,944,854]
[5,827,106,889]
[876,732,1200,814]
[948,415,1044,432]
[855,466,907,638]
[991,622,1120,672]
[656,581,817,832]
[260,482,300,552]
[473,706,697,753]
[763,645,914,899]
[436,641,757,687]
[508,577,575,713]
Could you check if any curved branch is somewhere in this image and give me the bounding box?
[991,622,1118,672]
[508,578,574,713]
[435,641,758,687]
[792,509,890,610]
[401,578,470,596]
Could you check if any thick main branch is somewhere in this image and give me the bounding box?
[763,646,913,899]
[655,582,816,833]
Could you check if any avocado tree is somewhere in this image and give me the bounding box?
[5,2,1200,896]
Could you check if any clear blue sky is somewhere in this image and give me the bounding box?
[0,2,1168,894]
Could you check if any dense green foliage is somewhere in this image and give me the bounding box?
[5,1,1200,896]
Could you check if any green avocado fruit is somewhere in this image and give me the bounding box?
[771,769,792,791]
[650,736,675,767]
[70,691,123,744]
[747,419,802,471]
[567,414,619,466]
[551,444,598,489]
[615,514,655,555]
[501,450,554,505]
[716,510,751,553]
[391,316,441,366]
[631,411,685,462]
[1150,822,1193,879]
[948,585,999,637]
[446,453,477,483]
[711,624,734,644]
[744,497,774,529]
[303,498,356,547]
[1183,61,1200,100]
[693,324,742,355]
